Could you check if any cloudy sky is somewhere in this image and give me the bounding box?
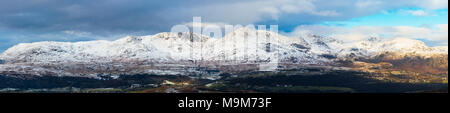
[0,0,448,52]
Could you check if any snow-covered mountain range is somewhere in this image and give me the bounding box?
[0,28,447,78]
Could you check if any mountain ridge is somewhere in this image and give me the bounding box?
[0,28,447,79]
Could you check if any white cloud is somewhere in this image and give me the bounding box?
[184,22,229,28]
[356,0,383,8]
[63,30,93,37]
[431,24,449,41]
[263,0,341,17]
[185,0,343,24]
[291,24,449,46]
[182,0,447,25]
[437,24,448,32]
[412,0,448,9]
[406,10,430,16]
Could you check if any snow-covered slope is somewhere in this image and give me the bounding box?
[0,28,331,64]
[0,36,171,63]
[0,28,447,78]
[336,37,448,59]
[0,28,447,63]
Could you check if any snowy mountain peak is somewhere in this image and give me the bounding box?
[433,46,449,52]
[367,37,382,42]
[115,36,143,44]
[0,30,447,65]
[152,32,211,43]
[383,38,427,48]
[0,30,447,79]
[337,37,448,60]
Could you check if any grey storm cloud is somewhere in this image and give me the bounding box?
[0,0,447,34]
[0,0,268,35]
[1,0,193,34]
